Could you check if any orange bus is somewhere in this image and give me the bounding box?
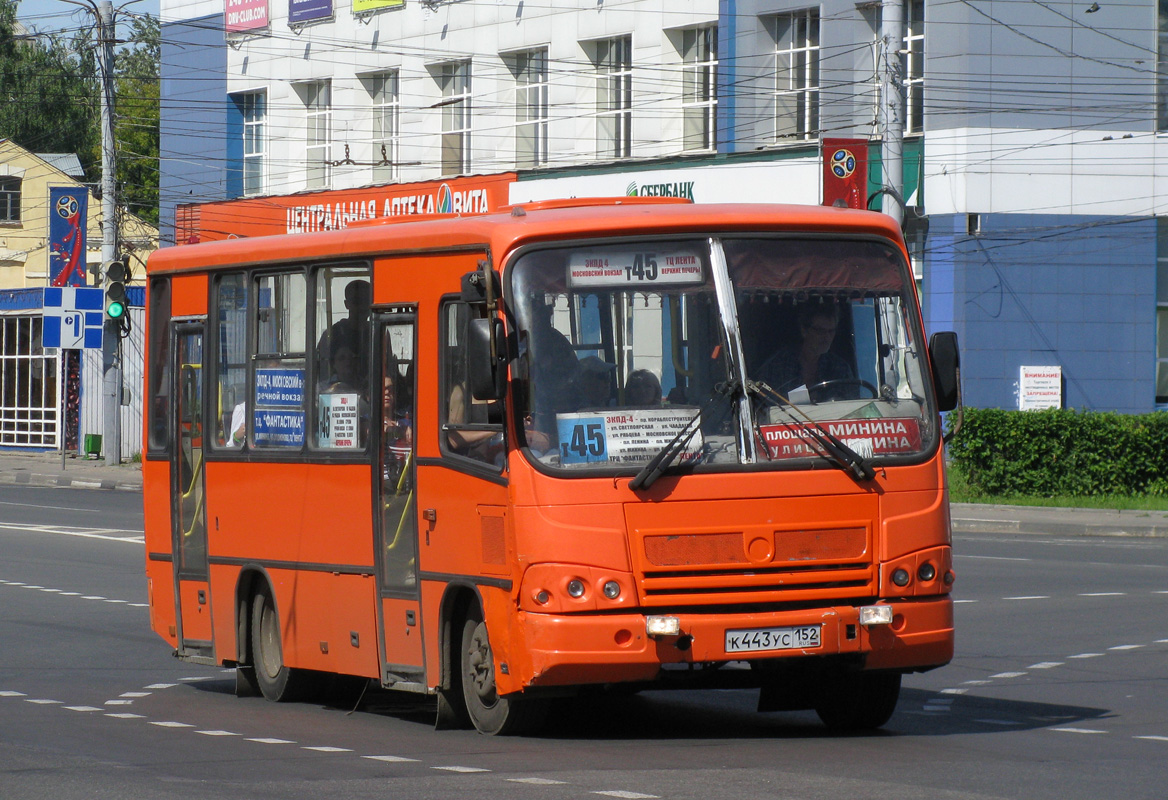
[143,198,960,735]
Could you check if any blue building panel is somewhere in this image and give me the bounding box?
[925,214,1157,414]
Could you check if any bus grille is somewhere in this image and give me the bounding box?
[636,527,874,606]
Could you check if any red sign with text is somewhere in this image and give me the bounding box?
[822,138,869,210]
[760,418,922,460]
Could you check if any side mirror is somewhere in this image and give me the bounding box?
[928,331,961,413]
[467,317,506,401]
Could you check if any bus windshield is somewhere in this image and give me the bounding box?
[510,235,937,473]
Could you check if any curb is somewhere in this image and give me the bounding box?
[0,472,141,492]
[951,517,1168,539]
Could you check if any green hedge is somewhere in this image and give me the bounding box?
[947,408,1168,497]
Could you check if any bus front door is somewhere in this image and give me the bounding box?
[171,324,213,661]
[373,315,425,688]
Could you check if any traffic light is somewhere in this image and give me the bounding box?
[105,260,127,322]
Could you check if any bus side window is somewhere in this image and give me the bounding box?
[313,266,371,451]
[214,273,248,449]
[147,277,172,454]
[440,300,503,468]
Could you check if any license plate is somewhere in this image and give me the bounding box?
[725,624,821,654]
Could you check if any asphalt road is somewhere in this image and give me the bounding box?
[1,483,1166,800]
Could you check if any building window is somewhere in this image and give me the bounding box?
[594,36,632,159]
[0,177,20,223]
[903,0,924,135]
[439,61,471,176]
[1160,0,1168,130]
[772,10,819,141]
[681,27,717,152]
[300,80,332,189]
[511,49,548,168]
[1157,219,1168,404]
[235,92,266,197]
[366,71,399,183]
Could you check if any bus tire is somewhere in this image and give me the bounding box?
[459,610,545,735]
[814,671,901,732]
[250,586,305,702]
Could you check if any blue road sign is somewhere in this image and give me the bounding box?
[42,287,105,349]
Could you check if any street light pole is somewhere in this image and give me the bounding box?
[97,0,121,466]
[879,0,905,228]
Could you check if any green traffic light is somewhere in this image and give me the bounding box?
[107,300,126,320]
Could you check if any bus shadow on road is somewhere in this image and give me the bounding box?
[187,677,1111,741]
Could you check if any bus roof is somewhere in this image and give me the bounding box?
[146,200,905,275]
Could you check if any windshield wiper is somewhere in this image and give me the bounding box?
[629,380,739,492]
[748,380,876,483]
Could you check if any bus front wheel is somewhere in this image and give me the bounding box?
[251,586,305,702]
[814,671,901,731]
[459,610,545,735]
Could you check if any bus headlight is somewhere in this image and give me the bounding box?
[860,605,893,626]
[646,615,681,637]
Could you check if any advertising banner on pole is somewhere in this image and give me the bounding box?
[352,0,402,13]
[226,0,268,32]
[822,138,869,210]
[48,186,88,287]
[289,0,332,24]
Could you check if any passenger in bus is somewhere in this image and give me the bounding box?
[755,303,853,400]
[318,279,372,384]
[226,401,246,447]
[625,369,663,407]
[573,356,617,409]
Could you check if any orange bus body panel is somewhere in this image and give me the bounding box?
[144,201,953,718]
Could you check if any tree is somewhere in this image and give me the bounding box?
[0,0,99,173]
[114,14,159,226]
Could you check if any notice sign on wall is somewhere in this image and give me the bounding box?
[1019,366,1063,410]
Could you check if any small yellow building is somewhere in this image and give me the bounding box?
[0,139,157,454]
[0,139,157,288]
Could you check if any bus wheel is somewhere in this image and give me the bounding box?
[814,671,901,732]
[250,586,304,702]
[459,610,544,735]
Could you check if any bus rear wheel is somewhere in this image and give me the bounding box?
[251,586,305,702]
[814,671,901,731]
[459,610,545,735]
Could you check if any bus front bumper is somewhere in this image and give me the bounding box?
[512,597,953,690]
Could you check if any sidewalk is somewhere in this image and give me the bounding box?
[0,450,142,492]
[2,449,1167,538]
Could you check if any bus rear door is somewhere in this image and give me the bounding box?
[172,323,213,660]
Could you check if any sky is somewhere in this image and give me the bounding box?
[15,0,160,34]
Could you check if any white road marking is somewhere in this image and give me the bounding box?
[303,746,352,752]
[433,766,490,773]
[974,719,1024,726]
[1051,727,1108,734]
[990,672,1027,679]
[0,521,143,544]
[0,691,27,697]
[961,680,992,686]
[105,713,145,719]
[179,676,216,682]
[1134,735,1168,742]
[939,688,968,695]
[363,755,420,763]
[1079,592,1125,597]
[1068,653,1104,659]
[246,738,295,744]
[150,721,195,728]
[1028,662,1064,669]
[25,699,62,705]
[196,730,240,737]
[592,792,661,799]
[508,778,568,785]
[81,596,106,600]
[1108,644,1145,651]
[953,599,978,604]
[145,683,178,689]
[1003,596,1049,601]
[64,706,102,712]
[105,700,134,706]
[120,692,151,698]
